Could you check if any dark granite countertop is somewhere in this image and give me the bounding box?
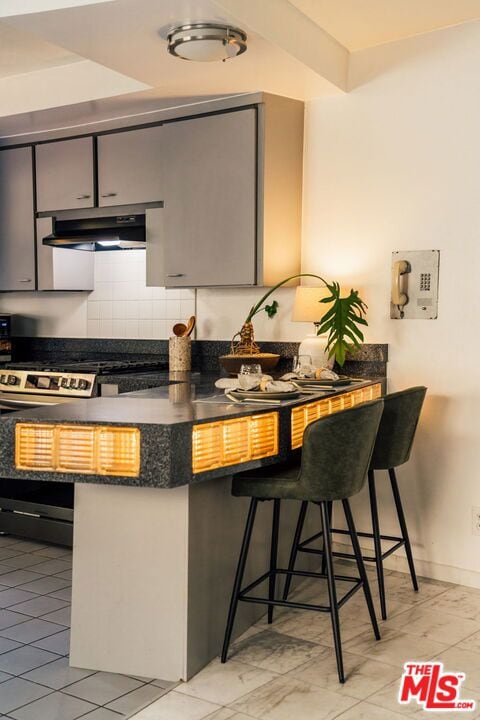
[0,374,385,489]
[1,374,376,425]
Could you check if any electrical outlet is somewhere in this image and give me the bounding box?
[472,507,480,535]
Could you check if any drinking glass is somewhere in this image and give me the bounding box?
[238,363,262,389]
[293,354,314,377]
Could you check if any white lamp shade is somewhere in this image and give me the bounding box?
[291,286,332,323]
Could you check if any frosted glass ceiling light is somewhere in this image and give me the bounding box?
[167,23,247,62]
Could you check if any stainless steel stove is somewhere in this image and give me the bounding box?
[0,357,168,546]
[0,358,169,410]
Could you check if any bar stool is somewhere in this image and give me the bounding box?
[221,399,384,684]
[283,386,427,621]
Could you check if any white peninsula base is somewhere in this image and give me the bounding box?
[70,478,320,681]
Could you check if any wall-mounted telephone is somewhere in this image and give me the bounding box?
[390,250,439,320]
[391,260,411,317]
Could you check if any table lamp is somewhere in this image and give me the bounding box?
[291,286,335,369]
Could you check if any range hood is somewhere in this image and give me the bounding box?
[42,212,147,251]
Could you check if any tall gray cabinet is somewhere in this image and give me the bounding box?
[147,95,304,288]
[0,147,36,291]
[161,109,257,287]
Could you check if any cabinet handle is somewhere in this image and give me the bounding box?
[18,278,32,283]
[167,273,185,277]
[76,194,91,200]
[101,192,118,198]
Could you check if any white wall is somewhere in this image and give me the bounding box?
[301,20,480,586]
[0,250,195,339]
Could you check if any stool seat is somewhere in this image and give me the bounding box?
[233,460,300,500]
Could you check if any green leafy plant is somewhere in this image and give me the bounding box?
[239,273,367,366]
[317,281,368,366]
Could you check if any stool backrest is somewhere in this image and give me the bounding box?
[370,386,427,470]
[298,399,384,501]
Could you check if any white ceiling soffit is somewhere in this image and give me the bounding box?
[0,90,233,139]
[0,0,114,17]
[0,60,148,118]
[288,0,480,51]
[213,0,348,91]
[5,0,346,104]
[0,21,79,78]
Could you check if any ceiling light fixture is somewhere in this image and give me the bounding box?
[167,22,247,62]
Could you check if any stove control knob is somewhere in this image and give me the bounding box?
[77,379,89,391]
[61,378,69,389]
[69,378,78,390]
[7,375,18,386]
[0,374,7,384]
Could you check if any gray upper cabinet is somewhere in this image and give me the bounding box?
[0,147,36,292]
[97,125,164,207]
[147,95,304,289]
[160,109,257,288]
[36,137,94,212]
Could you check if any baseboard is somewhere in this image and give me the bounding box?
[332,538,480,590]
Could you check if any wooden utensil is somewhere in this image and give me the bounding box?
[185,316,196,337]
[172,322,187,337]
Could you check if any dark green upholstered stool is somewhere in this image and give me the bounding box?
[221,399,384,684]
[284,386,427,622]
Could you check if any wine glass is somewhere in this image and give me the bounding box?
[238,363,262,389]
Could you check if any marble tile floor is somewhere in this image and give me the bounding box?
[0,534,174,720]
[130,562,480,720]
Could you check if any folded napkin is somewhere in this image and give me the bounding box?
[281,366,340,381]
[215,375,296,393]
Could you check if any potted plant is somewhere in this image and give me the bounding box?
[220,273,367,373]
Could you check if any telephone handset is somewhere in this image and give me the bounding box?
[391,260,411,318]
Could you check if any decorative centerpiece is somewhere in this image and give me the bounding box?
[219,273,367,374]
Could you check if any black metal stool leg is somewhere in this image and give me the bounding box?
[389,468,419,592]
[268,499,281,624]
[342,499,381,640]
[221,498,258,663]
[321,501,333,576]
[320,501,345,683]
[369,469,387,620]
[282,500,308,600]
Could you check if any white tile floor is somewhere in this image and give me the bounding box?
[130,564,480,720]
[0,535,174,720]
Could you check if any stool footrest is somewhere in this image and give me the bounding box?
[298,528,406,563]
[237,568,362,613]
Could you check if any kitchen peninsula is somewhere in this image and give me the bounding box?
[0,371,382,682]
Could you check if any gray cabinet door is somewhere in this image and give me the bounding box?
[162,109,257,287]
[0,147,36,291]
[98,125,164,206]
[36,137,94,212]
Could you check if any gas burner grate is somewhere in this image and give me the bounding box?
[7,359,169,376]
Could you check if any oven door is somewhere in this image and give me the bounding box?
[0,393,73,412]
[0,393,74,545]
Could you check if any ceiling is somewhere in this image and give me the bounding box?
[1,0,480,136]
[289,0,480,51]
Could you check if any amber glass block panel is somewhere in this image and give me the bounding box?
[15,424,140,477]
[16,424,55,471]
[291,383,382,449]
[57,426,96,473]
[98,427,141,476]
[192,412,279,474]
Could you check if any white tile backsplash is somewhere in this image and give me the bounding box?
[87,250,195,339]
